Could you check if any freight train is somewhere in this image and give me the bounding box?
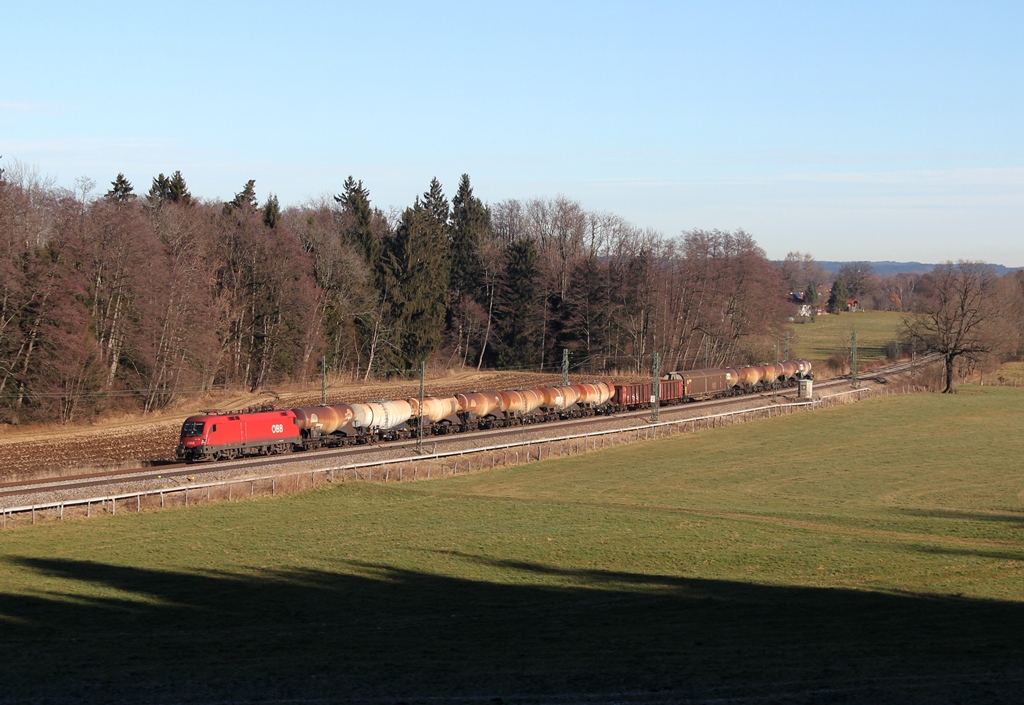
[176,360,812,462]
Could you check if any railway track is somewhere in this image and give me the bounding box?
[0,355,939,502]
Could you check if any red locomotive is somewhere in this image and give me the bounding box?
[177,409,303,462]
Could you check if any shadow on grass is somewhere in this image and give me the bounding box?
[898,508,1024,525]
[1,555,1023,704]
[905,543,1024,562]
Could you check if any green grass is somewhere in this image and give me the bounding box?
[788,309,905,366]
[981,360,1024,386]
[1,387,1023,703]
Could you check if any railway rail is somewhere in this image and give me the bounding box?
[0,354,940,510]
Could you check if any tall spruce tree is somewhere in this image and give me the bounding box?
[146,170,192,208]
[335,177,381,274]
[449,173,488,301]
[827,277,849,314]
[167,171,192,204]
[105,173,136,203]
[146,173,171,208]
[805,281,819,306]
[493,238,542,369]
[231,179,258,210]
[262,194,281,228]
[386,179,450,370]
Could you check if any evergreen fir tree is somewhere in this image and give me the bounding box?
[104,173,136,203]
[493,238,542,369]
[262,194,281,228]
[146,171,192,208]
[146,173,171,207]
[335,176,381,272]
[805,281,819,307]
[422,177,449,231]
[827,277,849,314]
[232,179,258,210]
[387,182,451,370]
[449,173,488,302]
[167,171,192,204]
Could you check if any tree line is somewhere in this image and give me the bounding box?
[3,159,1022,422]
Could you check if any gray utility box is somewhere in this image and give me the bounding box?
[798,378,813,399]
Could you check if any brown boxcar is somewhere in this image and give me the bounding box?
[682,368,732,398]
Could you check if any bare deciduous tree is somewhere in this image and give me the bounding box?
[903,261,1001,393]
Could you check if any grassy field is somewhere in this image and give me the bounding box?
[788,309,905,368]
[1,387,1023,703]
[981,360,1024,386]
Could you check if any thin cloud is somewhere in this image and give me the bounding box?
[0,101,60,111]
[589,167,1024,189]
[0,137,168,153]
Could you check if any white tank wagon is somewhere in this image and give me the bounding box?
[292,399,414,445]
[349,401,413,431]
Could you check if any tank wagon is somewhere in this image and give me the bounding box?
[177,361,811,462]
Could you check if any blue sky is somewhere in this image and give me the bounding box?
[3,1,1022,265]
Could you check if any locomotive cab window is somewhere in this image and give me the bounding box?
[211,424,217,433]
[182,422,205,436]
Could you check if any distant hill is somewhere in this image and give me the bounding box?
[816,261,1023,276]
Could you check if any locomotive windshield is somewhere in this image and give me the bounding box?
[182,421,205,437]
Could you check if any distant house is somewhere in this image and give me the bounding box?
[846,297,859,312]
[791,291,823,317]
